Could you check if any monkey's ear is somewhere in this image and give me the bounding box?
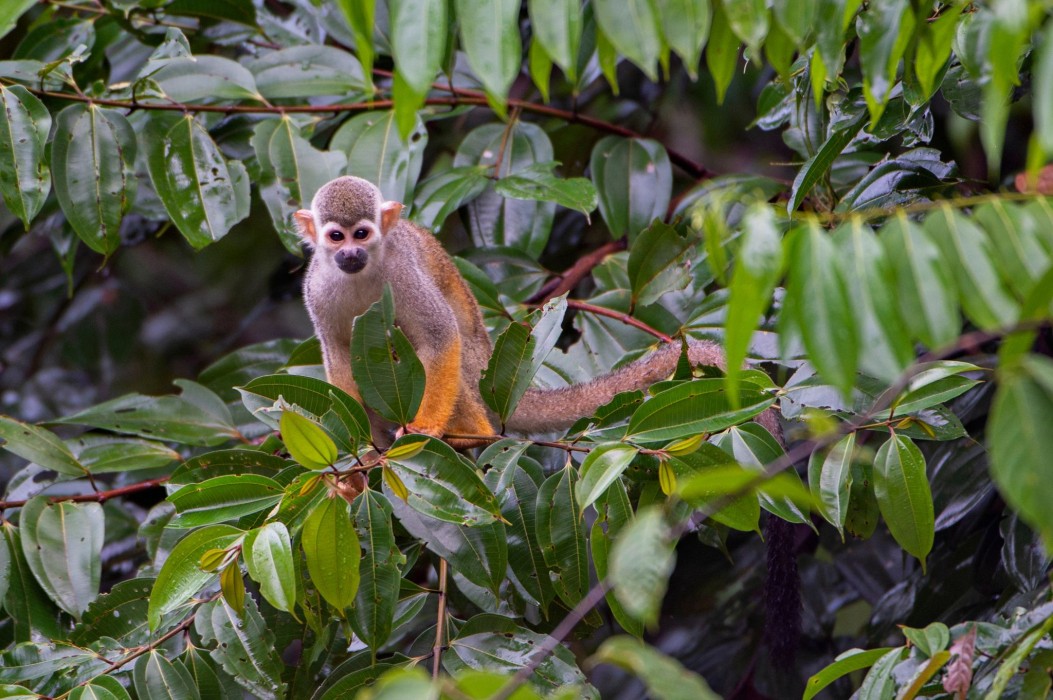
[294,209,317,245]
[380,201,404,234]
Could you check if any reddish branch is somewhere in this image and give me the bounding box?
[0,477,169,511]
[527,239,628,304]
[566,299,674,343]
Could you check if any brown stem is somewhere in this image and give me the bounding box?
[565,299,674,343]
[440,433,592,453]
[432,558,449,679]
[527,238,628,305]
[12,84,711,178]
[0,477,169,511]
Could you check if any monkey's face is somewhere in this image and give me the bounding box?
[319,219,382,274]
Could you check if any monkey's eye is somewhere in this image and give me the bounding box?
[353,228,369,240]
[327,230,345,242]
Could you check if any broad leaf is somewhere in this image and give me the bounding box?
[244,523,296,615]
[0,85,50,228]
[302,496,360,613]
[455,0,522,114]
[590,636,720,700]
[0,416,85,476]
[248,46,366,99]
[593,0,662,80]
[873,434,934,571]
[195,598,286,700]
[349,491,400,650]
[536,467,589,607]
[609,506,675,627]
[51,104,136,255]
[148,524,242,630]
[590,136,672,241]
[133,651,200,700]
[626,379,775,442]
[168,475,284,528]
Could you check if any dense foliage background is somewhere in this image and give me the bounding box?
[1,0,1052,698]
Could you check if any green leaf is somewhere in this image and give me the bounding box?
[446,614,589,692]
[169,475,284,528]
[590,480,642,636]
[411,165,491,232]
[609,506,675,627]
[280,410,338,470]
[593,0,662,81]
[536,467,589,607]
[832,219,913,383]
[527,0,583,82]
[337,0,375,89]
[453,122,557,256]
[672,450,761,532]
[74,436,180,474]
[0,1,34,41]
[148,524,242,631]
[244,522,296,615]
[494,162,599,217]
[725,204,784,406]
[349,491,400,650]
[389,0,447,96]
[656,0,711,79]
[1036,20,1053,158]
[484,448,556,611]
[788,113,865,212]
[350,287,425,426]
[892,361,982,416]
[195,598,286,700]
[144,113,249,250]
[627,220,694,309]
[302,496,360,612]
[151,55,260,103]
[330,110,428,205]
[248,46,366,99]
[881,213,959,350]
[385,435,503,526]
[626,379,775,442]
[51,104,135,256]
[455,0,522,114]
[873,434,934,571]
[804,647,898,700]
[70,577,164,647]
[133,651,200,700]
[990,355,1053,547]
[480,296,567,423]
[711,423,812,527]
[69,681,128,700]
[1,523,63,643]
[388,493,506,595]
[0,85,50,228]
[0,533,9,608]
[856,0,914,124]
[253,117,344,252]
[0,415,85,475]
[784,221,858,398]
[170,449,292,485]
[575,444,640,516]
[901,621,950,658]
[18,498,104,619]
[807,433,855,537]
[772,0,815,48]
[706,0,741,103]
[590,136,672,241]
[912,3,962,101]
[55,386,241,447]
[922,205,1019,330]
[723,0,769,60]
[845,457,880,540]
[981,0,1029,175]
[590,636,720,700]
[165,0,257,26]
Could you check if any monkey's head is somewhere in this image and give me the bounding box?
[294,176,404,275]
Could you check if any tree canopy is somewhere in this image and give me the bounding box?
[0,0,1052,698]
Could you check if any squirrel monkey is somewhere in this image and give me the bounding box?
[295,176,747,446]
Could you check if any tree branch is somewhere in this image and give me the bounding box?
[527,238,628,305]
[566,299,674,343]
[0,477,169,511]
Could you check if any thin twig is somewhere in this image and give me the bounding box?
[0,477,169,511]
[566,299,674,343]
[432,558,449,679]
[527,239,628,305]
[440,433,592,453]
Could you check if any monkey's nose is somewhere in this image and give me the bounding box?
[335,249,368,273]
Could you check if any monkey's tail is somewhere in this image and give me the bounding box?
[504,340,726,434]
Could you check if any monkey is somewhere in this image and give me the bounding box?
[293,176,751,447]
[294,175,800,666]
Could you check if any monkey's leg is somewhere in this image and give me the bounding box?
[406,335,463,436]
